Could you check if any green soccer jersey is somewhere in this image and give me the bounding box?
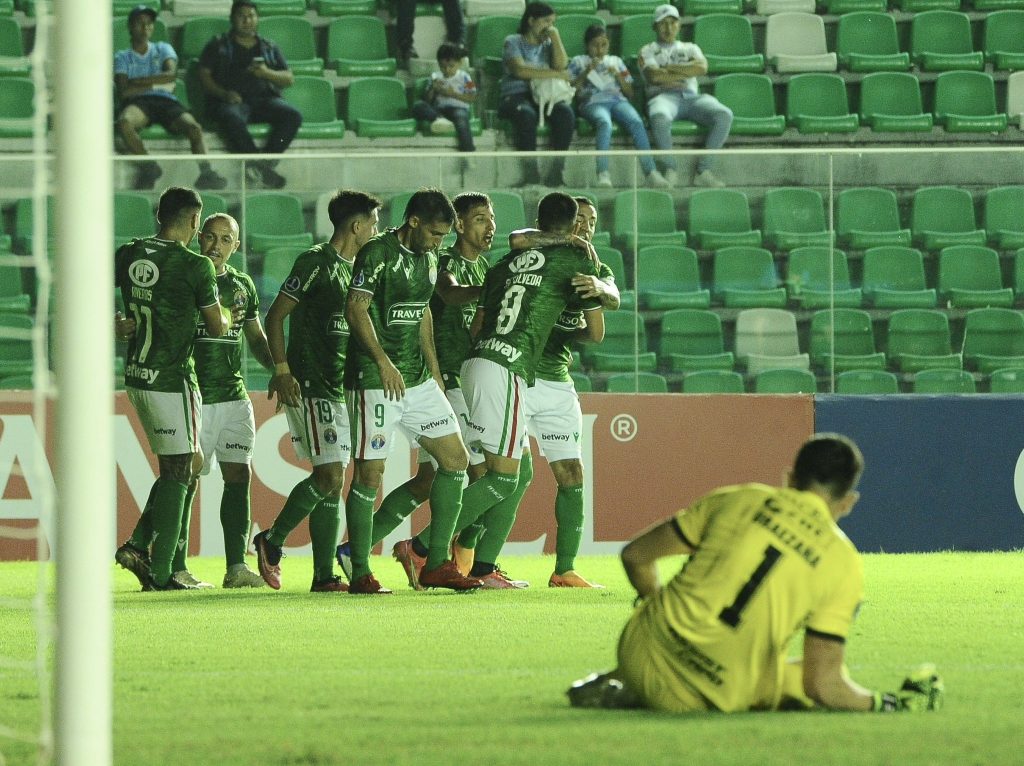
[472,245,600,385]
[192,264,259,404]
[279,242,353,401]
[535,262,615,384]
[344,229,437,390]
[115,237,219,393]
[430,248,490,389]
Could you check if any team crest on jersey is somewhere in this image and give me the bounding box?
[370,433,386,450]
[233,289,247,307]
[284,275,301,293]
[352,271,366,287]
[509,250,545,273]
[323,427,338,445]
[129,260,160,287]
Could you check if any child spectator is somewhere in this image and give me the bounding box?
[412,43,477,153]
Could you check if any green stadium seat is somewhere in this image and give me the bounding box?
[0,373,38,390]
[605,372,669,392]
[836,188,912,249]
[1014,249,1024,296]
[547,0,599,13]
[862,246,937,308]
[913,368,977,394]
[785,74,859,133]
[1009,72,1024,128]
[0,18,28,77]
[713,247,787,308]
[822,0,886,14]
[765,12,837,74]
[988,367,1024,393]
[754,367,817,393]
[734,308,810,374]
[659,308,734,372]
[886,309,962,372]
[712,74,786,136]
[328,17,397,76]
[112,15,168,57]
[315,0,377,14]
[688,188,761,249]
[259,17,324,76]
[682,369,744,393]
[0,262,30,313]
[858,72,933,133]
[809,308,886,372]
[911,187,987,250]
[762,188,834,250]
[486,190,527,243]
[836,12,910,73]
[684,0,743,13]
[594,245,634,310]
[0,77,34,137]
[471,16,519,77]
[933,71,1008,133]
[962,308,1024,373]
[835,369,899,394]
[910,11,984,72]
[553,15,603,59]
[938,245,1014,308]
[346,77,416,138]
[13,195,54,254]
[254,0,307,15]
[180,17,230,65]
[257,246,298,303]
[894,0,959,10]
[283,76,346,139]
[984,187,1024,250]
[635,246,710,310]
[694,15,764,74]
[243,193,314,253]
[612,190,686,251]
[785,246,862,308]
[114,193,156,248]
[983,11,1024,70]
[618,15,652,67]
[570,371,592,392]
[0,312,33,378]
[583,310,657,371]
[606,0,661,14]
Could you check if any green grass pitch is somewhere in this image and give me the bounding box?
[1,552,1022,766]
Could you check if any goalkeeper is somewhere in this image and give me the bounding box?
[568,434,944,714]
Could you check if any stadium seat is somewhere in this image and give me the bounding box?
[962,308,1024,373]
[13,195,54,254]
[938,245,1014,308]
[984,187,1024,249]
[253,0,307,15]
[835,12,910,73]
[582,310,657,371]
[858,72,933,132]
[619,15,652,67]
[712,247,787,308]
[886,309,962,372]
[682,369,744,393]
[0,17,29,77]
[862,247,937,308]
[785,74,859,133]
[606,0,661,14]
[754,368,817,393]
[712,74,786,136]
[0,373,39,390]
[757,0,814,11]
[809,309,886,372]
[464,0,526,17]
[168,0,231,15]
[0,77,33,137]
[472,16,520,76]
[911,187,987,250]
[635,246,710,310]
[486,190,527,244]
[688,188,761,249]
[693,15,764,74]
[593,245,634,310]
[114,193,156,249]
[684,0,743,14]
[612,190,686,251]
[346,77,416,138]
[734,308,810,374]
[328,17,397,76]
[910,11,984,72]
[836,188,912,248]
[243,193,314,253]
[568,370,592,392]
[983,12,1024,71]
[913,368,977,394]
[0,312,33,378]
[785,246,862,308]
[1014,249,1024,296]
[764,13,837,74]
[553,15,604,59]
[988,367,1024,393]
[1008,72,1024,129]
[180,17,230,65]
[933,71,1007,133]
[659,309,735,372]
[314,0,377,14]
[547,0,598,13]
[256,246,298,303]
[762,188,834,250]
[605,372,669,392]
[284,76,346,139]
[894,0,959,10]
[0,262,29,313]
[259,17,324,76]
[823,0,885,11]
[835,369,899,394]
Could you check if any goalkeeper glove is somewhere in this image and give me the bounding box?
[872,663,944,712]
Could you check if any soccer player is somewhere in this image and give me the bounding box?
[114,186,230,591]
[343,188,483,593]
[252,190,382,593]
[568,434,945,714]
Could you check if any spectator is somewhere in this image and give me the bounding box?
[638,4,732,188]
[114,5,226,191]
[197,0,301,189]
[498,2,575,187]
[569,24,668,189]
[395,0,465,70]
[411,42,476,153]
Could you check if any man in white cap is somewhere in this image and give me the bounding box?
[637,4,733,188]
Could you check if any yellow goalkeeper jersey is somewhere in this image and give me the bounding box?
[647,483,863,712]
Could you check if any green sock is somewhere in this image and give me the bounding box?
[149,478,189,585]
[371,482,422,545]
[451,470,520,537]
[456,521,485,549]
[474,450,533,564]
[309,493,342,583]
[345,482,377,579]
[425,468,467,571]
[220,481,251,568]
[127,482,157,550]
[267,477,326,548]
[554,484,585,575]
[172,481,198,573]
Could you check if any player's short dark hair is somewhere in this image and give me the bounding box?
[584,24,607,46]
[404,188,456,226]
[519,2,556,34]
[452,192,491,218]
[436,42,464,63]
[157,186,202,226]
[327,189,382,230]
[792,434,864,500]
[230,0,257,18]
[572,195,595,210]
[537,192,578,233]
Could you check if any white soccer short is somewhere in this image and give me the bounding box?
[460,357,528,460]
[199,398,256,475]
[347,377,461,461]
[417,386,485,467]
[127,385,202,456]
[525,378,583,463]
[284,396,351,467]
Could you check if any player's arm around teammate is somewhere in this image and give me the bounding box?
[345,289,406,402]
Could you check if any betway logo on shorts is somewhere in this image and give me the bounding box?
[509,250,545,273]
[328,313,348,336]
[387,302,426,326]
[420,417,451,431]
[225,442,251,452]
[477,338,522,363]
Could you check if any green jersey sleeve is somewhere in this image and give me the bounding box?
[535,261,614,383]
[431,249,489,388]
[193,265,257,404]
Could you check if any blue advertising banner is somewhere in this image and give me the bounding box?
[815,395,1024,552]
